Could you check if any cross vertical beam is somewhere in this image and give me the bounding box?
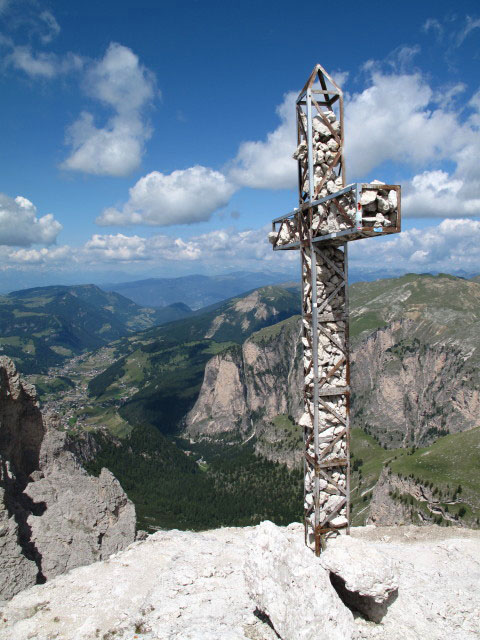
[301,242,349,551]
[269,64,401,554]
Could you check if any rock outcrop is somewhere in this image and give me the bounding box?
[185,316,303,466]
[0,357,46,600]
[245,522,356,639]
[367,467,463,527]
[186,345,249,437]
[26,428,136,581]
[0,357,135,601]
[319,534,398,623]
[351,320,480,448]
[0,522,479,639]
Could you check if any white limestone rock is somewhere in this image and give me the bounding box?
[1,524,480,640]
[360,190,377,206]
[293,142,307,161]
[330,515,349,528]
[320,535,398,603]
[244,521,355,640]
[312,116,331,138]
[324,110,337,123]
[327,180,337,194]
[298,412,312,427]
[327,138,339,151]
[332,120,341,133]
[388,189,397,209]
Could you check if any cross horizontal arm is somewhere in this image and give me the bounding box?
[269,182,401,250]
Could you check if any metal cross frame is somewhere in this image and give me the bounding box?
[270,64,401,555]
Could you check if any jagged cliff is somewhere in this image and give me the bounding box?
[351,320,480,448]
[349,274,480,447]
[183,275,480,527]
[367,467,465,526]
[185,316,304,466]
[0,357,136,601]
[187,275,480,451]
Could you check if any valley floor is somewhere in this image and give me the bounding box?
[1,524,479,640]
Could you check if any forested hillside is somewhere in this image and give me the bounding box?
[85,425,302,531]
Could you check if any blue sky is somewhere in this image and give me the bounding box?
[0,0,480,290]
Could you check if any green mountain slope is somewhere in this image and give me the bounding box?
[86,285,300,436]
[153,302,192,324]
[130,284,300,347]
[350,273,480,352]
[349,427,480,528]
[0,284,169,373]
[36,274,480,532]
[89,340,237,435]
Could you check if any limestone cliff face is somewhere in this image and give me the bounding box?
[25,428,136,582]
[185,317,303,466]
[185,346,249,437]
[367,467,461,527]
[0,357,135,601]
[0,357,45,600]
[188,313,480,452]
[185,312,480,465]
[242,320,302,421]
[351,320,480,447]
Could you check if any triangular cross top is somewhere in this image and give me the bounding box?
[269,64,401,555]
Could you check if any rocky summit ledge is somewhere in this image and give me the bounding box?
[0,523,479,640]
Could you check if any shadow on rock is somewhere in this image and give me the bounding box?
[329,572,398,623]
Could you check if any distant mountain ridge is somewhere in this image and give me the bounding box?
[0,284,173,373]
[103,271,296,309]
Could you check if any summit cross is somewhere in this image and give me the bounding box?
[269,64,401,555]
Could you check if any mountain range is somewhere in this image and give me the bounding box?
[0,284,196,374]
[103,271,297,309]
[6,273,480,533]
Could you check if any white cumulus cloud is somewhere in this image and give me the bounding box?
[6,245,70,265]
[58,224,294,271]
[62,43,156,177]
[97,166,236,226]
[224,67,480,224]
[0,193,62,247]
[84,234,148,262]
[350,218,480,273]
[344,72,462,178]
[403,171,480,218]
[82,226,286,268]
[228,91,298,189]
